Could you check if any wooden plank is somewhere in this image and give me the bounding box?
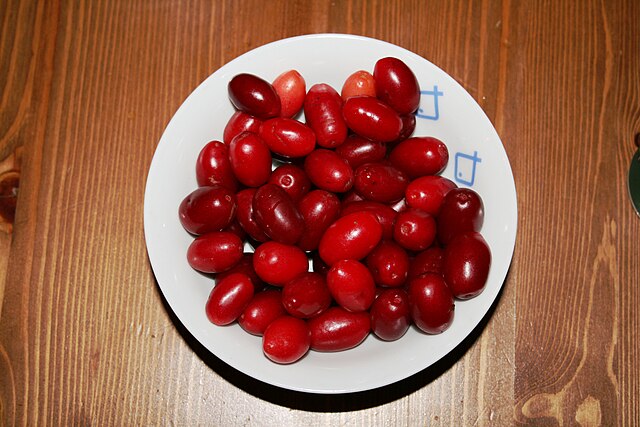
[504,1,640,425]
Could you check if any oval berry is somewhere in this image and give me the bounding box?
[303,149,354,193]
[239,289,285,336]
[228,73,281,119]
[303,83,348,148]
[354,162,409,203]
[389,136,449,178]
[341,70,376,101]
[373,57,421,115]
[228,132,272,187]
[253,184,304,245]
[272,69,306,118]
[187,231,243,274]
[408,273,455,334]
[318,211,383,266]
[205,273,255,326]
[405,175,457,216]
[370,288,411,341]
[178,185,236,235]
[442,232,491,299]
[263,316,310,364]
[282,272,332,318]
[437,188,485,245]
[252,241,309,286]
[296,190,342,251]
[393,208,437,252]
[308,307,371,352]
[327,259,376,312]
[343,96,402,143]
[195,140,238,191]
[258,117,316,158]
[223,111,262,145]
[335,134,387,169]
[366,240,410,287]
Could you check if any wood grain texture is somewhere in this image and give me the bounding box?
[0,0,638,426]
[504,1,640,425]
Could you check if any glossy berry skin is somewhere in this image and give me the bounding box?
[308,306,371,352]
[304,83,348,148]
[389,137,449,178]
[327,259,376,312]
[408,246,444,280]
[205,273,255,326]
[442,232,491,299]
[252,184,304,245]
[239,289,285,336]
[396,113,417,141]
[408,273,455,334]
[258,117,316,158]
[366,240,410,287]
[393,208,437,252]
[187,231,244,274]
[340,200,398,240]
[282,272,332,318]
[373,57,421,115]
[272,70,306,118]
[234,188,269,242]
[343,96,403,143]
[262,316,310,364]
[405,175,457,216]
[370,288,411,341]
[341,70,376,101]
[335,134,387,169]
[179,185,236,235]
[195,140,238,191]
[228,132,272,187]
[354,162,409,203]
[223,111,262,145]
[228,73,281,119]
[318,211,383,266]
[252,241,309,286]
[216,253,264,291]
[304,149,354,193]
[268,163,311,203]
[437,188,485,245]
[296,190,342,251]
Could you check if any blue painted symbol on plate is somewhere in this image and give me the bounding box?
[454,151,482,186]
[416,85,444,120]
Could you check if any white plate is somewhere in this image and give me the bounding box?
[144,34,517,394]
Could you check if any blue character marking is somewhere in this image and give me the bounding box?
[416,85,444,120]
[454,151,482,186]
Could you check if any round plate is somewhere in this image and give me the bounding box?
[144,34,517,394]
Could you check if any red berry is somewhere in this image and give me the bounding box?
[408,273,455,334]
[262,316,310,364]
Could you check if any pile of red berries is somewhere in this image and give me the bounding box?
[178,57,491,364]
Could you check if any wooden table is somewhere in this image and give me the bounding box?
[1,1,638,425]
